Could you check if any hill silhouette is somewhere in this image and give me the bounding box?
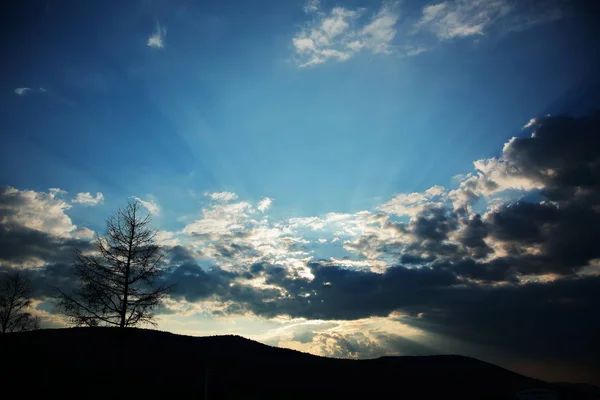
[0,328,596,399]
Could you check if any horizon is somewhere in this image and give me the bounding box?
[1,0,600,386]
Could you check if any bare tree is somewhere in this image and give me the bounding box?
[0,271,40,334]
[56,199,171,328]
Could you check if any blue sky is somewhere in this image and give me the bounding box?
[4,0,599,226]
[2,0,600,384]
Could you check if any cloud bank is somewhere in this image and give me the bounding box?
[2,112,599,383]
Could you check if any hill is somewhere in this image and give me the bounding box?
[0,328,596,399]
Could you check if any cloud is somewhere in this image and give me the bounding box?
[206,191,238,202]
[292,3,399,67]
[378,185,446,216]
[522,117,537,129]
[406,275,600,372]
[294,0,567,66]
[303,0,320,14]
[0,226,92,268]
[416,0,512,40]
[180,197,314,275]
[147,23,166,49]
[403,45,429,57]
[72,192,104,206]
[505,4,565,33]
[14,87,47,96]
[0,186,76,238]
[415,0,565,41]
[75,113,600,320]
[14,87,31,96]
[452,114,600,204]
[257,197,273,212]
[310,331,385,359]
[133,196,160,215]
[0,187,94,267]
[182,200,253,237]
[359,5,399,55]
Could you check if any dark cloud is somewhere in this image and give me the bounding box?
[167,245,197,264]
[291,330,318,344]
[236,262,459,320]
[403,275,600,370]
[434,258,517,283]
[427,115,600,280]
[218,259,600,372]
[456,214,492,259]
[0,224,92,266]
[0,263,76,298]
[399,254,433,265]
[350,114,600,281]
[412,206,458,241]
[482,114,600,273]
[212,242,259,259]
[165,262,239,303]
[506,114,600,202]
[487,202,560,244]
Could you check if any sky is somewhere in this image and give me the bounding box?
[1,0,600,385]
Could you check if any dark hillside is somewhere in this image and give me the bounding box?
[1,328,596,399]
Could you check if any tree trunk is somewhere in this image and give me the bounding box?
[121,252,131,329]
[120,224,135,329]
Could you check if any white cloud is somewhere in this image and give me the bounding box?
[359,5,399,54]
[72,192,104,206]
[292,3,399,67]
[293,37,317,53]
[416,0,512,40]
[506,5,565,33]
[155,230,181,247]
[15,87,48,96]
[415,0,564,41]
[257,197,273,212]
[472,153,543,195]
[74,227,95,239]
[449,135,550,207]
[303,0,320,14]
[206,191,238,202]
[324,257,388,272]
[283,211,387,239]
[378,185,446,216]
[0,186,76,237]
[294,0,565,66]
[523,117,537,129]
[133,196,160,215]
[404,44,429,56]
[183,201,253,236]
[147,23,166,49]
[180,198,315,274]
[14,87,31,96]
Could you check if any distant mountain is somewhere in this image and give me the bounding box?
[0,328,596,399]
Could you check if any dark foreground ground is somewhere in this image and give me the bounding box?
[1,328,598,399]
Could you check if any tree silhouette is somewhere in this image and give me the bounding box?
[0,271,39,334]
[56,199,171,328]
